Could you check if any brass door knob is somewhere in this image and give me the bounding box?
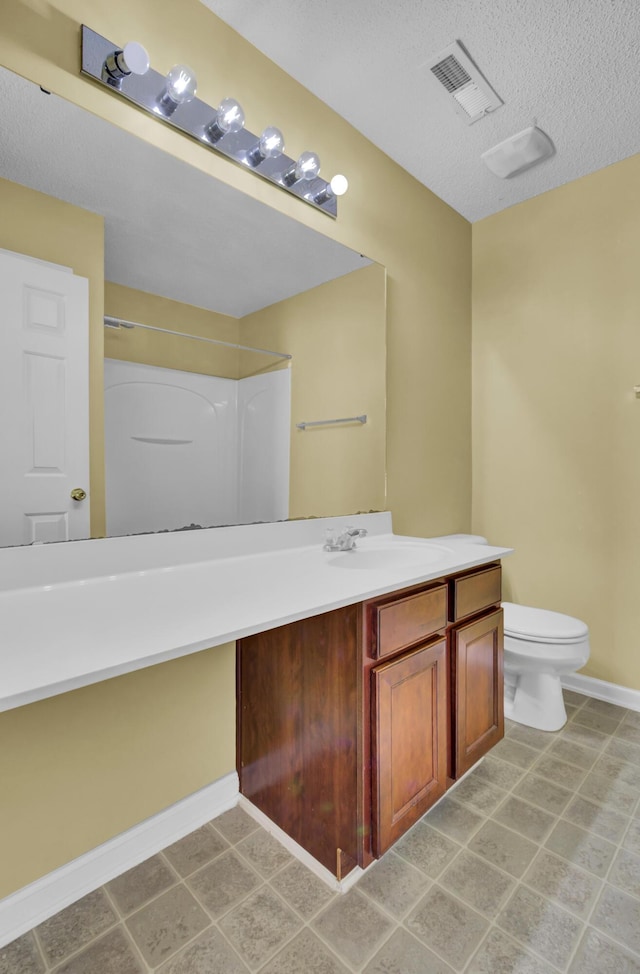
[70,488,87,502]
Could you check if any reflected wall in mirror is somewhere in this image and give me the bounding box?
[0,66,386,547]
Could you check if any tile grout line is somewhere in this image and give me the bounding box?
[30,925,50,973]
[99,884,155,974]
[41,915,123,974]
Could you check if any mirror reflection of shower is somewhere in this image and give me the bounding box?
[104,318,291,536]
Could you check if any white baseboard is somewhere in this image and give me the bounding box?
[0,772,239,950]
[562,673,640,712]
[238,797,362,893]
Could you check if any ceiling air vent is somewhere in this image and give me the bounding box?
[426,41,502,124]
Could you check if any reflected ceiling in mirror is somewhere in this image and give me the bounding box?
[0,67,369,316]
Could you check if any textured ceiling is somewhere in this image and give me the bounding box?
[200,0,640,221]
[0,68,368,317]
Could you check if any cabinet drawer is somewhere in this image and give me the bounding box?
[371,584,447,660]
[451,564,501,622]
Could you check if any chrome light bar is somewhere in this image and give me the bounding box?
[80,26,341,218]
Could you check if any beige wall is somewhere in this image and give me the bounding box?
[0,176,107,538]
[0,0,471,896]
[0,645,235,898]
[241,263,387,518]
[105,282,241,379]
[472,153,640,690]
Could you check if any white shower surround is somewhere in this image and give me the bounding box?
[104,359,291,535]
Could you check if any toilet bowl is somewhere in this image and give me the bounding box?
[429,535,590,732]
[502,602,590,731]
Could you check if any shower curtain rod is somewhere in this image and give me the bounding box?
[103,315,292,361]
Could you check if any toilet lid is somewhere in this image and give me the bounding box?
[502,602,589,642]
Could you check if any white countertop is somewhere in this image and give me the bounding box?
[0,513,512,712]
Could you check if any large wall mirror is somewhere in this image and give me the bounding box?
[0,66,386,548]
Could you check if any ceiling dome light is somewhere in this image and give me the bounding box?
[481,126,555,178]
[156,64,197,117]
[205,97,245,144]
[247,126,285,167]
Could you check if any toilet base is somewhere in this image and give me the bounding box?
[504,670,568,732]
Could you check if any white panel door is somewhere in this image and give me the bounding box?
[0,251,90,546]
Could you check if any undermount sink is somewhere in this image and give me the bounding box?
[326,540,455,571]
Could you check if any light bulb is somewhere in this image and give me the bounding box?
[119,42,150,76]
[311,173,349,205]
[295,151,321,181]
[156,64,197,116]
[247,126,285,167]
[330,174,349,196]
[205,97,245,144]
[283,151,321,187]
[102,41,149,88]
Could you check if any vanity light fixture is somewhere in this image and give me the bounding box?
[204,97,245,143]
[312,174,349,205]
[246,126,285,167]
[102,41,150,89]
[283,151,321,187]
[81,26,344,217]
[156,64,198,117]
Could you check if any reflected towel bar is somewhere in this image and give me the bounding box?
[296,415,367,430]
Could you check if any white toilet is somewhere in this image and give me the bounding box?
[502,602,590,731]
[431,535,590,732]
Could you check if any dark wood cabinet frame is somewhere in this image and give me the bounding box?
[237,561,504,878]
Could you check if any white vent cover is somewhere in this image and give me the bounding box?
[482,126,555,178]
[426,41,502,124]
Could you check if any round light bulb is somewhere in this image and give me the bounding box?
[119,41,150,76]
[294,151,321,181]
[205,97,245,143]
[216,97,245,135]
[329,174,349,197]
[259,127,285,159]
[103,41,149,88]
[247,126,285,167]
[165,64,197,105]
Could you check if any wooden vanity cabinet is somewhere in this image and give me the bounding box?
[237,561,503,878]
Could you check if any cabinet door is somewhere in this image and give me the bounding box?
[372,637,448,856]
[452,608,504,777]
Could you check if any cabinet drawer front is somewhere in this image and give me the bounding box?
[451,564,501,622]
[372,584,447,659]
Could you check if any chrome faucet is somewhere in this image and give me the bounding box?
[324,526,368,552]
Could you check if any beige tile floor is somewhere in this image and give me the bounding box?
[2,690,640,973]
